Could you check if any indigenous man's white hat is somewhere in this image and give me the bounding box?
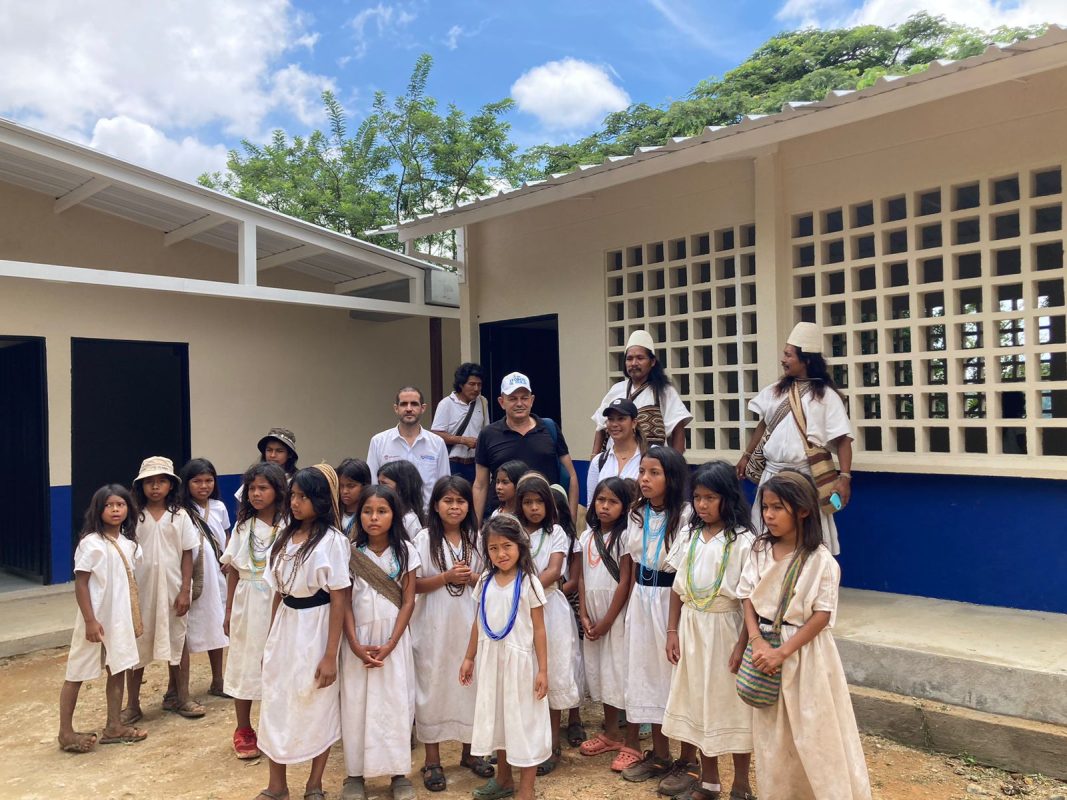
[500,372,532,395]
[787,322,823,354]
[626,329,656,355]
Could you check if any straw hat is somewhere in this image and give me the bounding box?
[626,329,656,356]
[257,427,298,459]
[134,456,180,485]
[311,462,340,528]
[787,322,823,354]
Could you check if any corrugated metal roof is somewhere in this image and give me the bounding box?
[393,25,1067,234]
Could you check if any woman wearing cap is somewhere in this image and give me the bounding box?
[591,331,692,456]
[585,398,646,503]
[737,323,854,554]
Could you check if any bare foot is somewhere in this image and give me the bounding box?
[58,731,97,753]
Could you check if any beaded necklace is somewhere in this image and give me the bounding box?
[360,543,401,581]
[442,531,470,598]
[247,517,279,585]
[684,524,734,611]
[479,570,523,640]
[272,539,304,597]
[530,528,548,558]
[639,505,668,585]
[586,530,603,568]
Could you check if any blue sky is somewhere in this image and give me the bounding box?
[0,0,1061,181]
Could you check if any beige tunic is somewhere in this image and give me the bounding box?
[737,544,872,800]
[134,508,199,667]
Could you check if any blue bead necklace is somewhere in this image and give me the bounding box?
[359,543,400,580]
[640,505,668,585]
[479,569,523,641]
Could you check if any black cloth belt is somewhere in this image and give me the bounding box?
[636,568,675,588]
[282,588,330,609]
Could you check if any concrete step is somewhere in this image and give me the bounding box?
[0,582,74,659]
[836,588,1067,727]
[851,685,1067,781]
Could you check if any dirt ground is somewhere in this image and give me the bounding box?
[1,648,1064,800]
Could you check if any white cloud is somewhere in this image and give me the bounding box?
[778,0,1067,29]
[647,0,720,50]
[0,0,332,151]
[270,65,336,127]
[511,58,631,131]
[349,3,418,58]
[89,116,228,182]
[445,24,465,50]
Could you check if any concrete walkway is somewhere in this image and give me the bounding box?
[0,582,74,658]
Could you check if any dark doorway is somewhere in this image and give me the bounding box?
[479,315,562,426]
[71,339,190,547]
[0,337,50,582]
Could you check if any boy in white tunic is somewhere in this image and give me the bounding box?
[59,484,147,752]
[122,456,200,724]
[739,470,872,800]
[663,462,755,800]
[340,485,420,800]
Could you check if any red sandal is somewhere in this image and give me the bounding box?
[233,726,260,759]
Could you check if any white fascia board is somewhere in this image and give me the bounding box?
[0,259,459,320]
[395,40,1067,240]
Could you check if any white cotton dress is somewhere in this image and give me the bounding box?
[578,528,627,710]
[258,529,352,764]
[737,543,872,800]
[622,505,687,724]
[662,524,753,756]
[134,508,199,667]
[186,499,230,653]
[401,510,423,541]
[529,525,581,710]
[410,528,482,744]
[340,540,420,779]
[470,572,552,767]
[66,533,142,682]
[220,516,280,700]
[748,383,854,554]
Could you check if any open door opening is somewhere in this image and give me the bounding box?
[479,315,561,426]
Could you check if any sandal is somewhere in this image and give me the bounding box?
[536,746,562,776]
[422,764,446,792]
[303,791,325,800]
[565,721,586,748]
[99,726,148,744]
[460,755,495,778]
[255,791,289,800]
[58,732,97,753]
[391,776,416,800]
[341,777,366,800]
[162,693,178,712]
[579,733,623,756]
[119,707,143,725]
[210,686,231,698]
[173,699,206,718]
[472,778,515,800]
[610,745,642,772]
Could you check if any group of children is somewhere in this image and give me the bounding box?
[60,429,872,800]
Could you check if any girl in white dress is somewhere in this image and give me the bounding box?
[179,458,229,699]
[337,457,371,538]
[412,476,493,792]
[122,456,200,724]
[221,462,287,760]
[663,461,755,800]
[339,484,420,800]
[739,470,872,800]
[492,459,528,517]
[577,477,634,762]
[460,514,550,800]
[59,484,147,753]
[550,483,588,749]
[257,465,351,800]
[619,446,699,791]
[378,459,426,540]
[515,473,580,776]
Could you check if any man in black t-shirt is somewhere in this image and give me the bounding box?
[473,371,579,522]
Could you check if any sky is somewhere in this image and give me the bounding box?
[0,0,1063,183]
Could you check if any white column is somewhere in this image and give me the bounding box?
[753,148,787,390]
[238,221,257,286]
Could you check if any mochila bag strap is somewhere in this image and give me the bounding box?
[787,384,841,515]
[453,394,480,439]
[744,391,796,483]
[349,545,403,609]
[105,536,144,638]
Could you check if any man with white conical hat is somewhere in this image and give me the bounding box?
[590,329,693,456]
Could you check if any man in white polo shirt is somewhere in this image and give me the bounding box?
[430,362,487,483]
[368,385,451,511]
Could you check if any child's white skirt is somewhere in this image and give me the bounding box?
[543,588,580,710]
[581,585,626,710]
[222,573,272,699]
[623,583,672,724]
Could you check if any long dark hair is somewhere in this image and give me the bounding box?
[515,472,557,537]
[628,344,674,398]
[755,469,823,554]
[81,484,138,543]
[236,462,288,526]
[353,484,410,576]
[259,437,298,475]
[630,445,689,550]
[133,468,180,521]
[337,457,372,486]
[481,513,537,584]
[452,362,484,393]
[549,484,577,552]
[688,460,753,543]
[585,476,632,556]
[270,467,336,566]
[378,460,425,527]
[427,475,479,573]
[773,346,843,401]
[178,458,220,506]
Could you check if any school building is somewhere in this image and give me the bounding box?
[393,27,1067,616]
[0,118,461,587]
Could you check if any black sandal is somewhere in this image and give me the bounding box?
[461,755,495,778]
[565,722,586,748]
[421,763,446,792]
[536,747,562,776]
